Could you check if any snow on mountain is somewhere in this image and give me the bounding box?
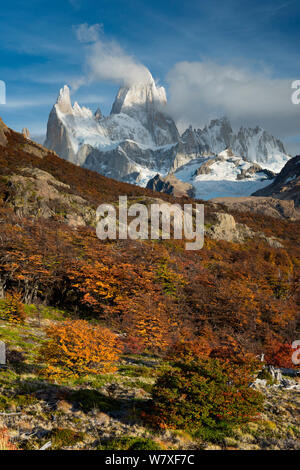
[180,117,290,173]
[181,117,233,156]
[44,74,179,182]
[44,73,289,195]
[174,149,274,200]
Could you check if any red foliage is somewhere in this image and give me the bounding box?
[264,339,298,369]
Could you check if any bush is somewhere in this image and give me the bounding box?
[147,357,263,440]
[264,340,298,369]
[50,428,85,449]
[209,336,260,375]
[166,338,212,362]
[0,291,26,323]
[98,436,161,450]
[40,320,121,378]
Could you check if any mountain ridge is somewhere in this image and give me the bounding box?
[44,71,290,190]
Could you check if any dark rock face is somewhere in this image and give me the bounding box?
[94,107,103,121]
[253,155,300,208]
[146,174,195,198]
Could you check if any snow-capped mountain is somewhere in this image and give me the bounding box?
[173,149,275,200]
[44,72,290,194]
[45,75,179,184]
[180,117,290,173]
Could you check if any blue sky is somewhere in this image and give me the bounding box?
[0,0,300,153]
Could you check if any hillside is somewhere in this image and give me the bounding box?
[0,119,299,450]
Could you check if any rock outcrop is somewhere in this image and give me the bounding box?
[5,167,94,227]
[0,117,8,146]
[146,173,195,198]
[206,211,283,247]
[22,128,30,140]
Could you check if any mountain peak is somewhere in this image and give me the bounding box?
[94,107,103,120]
[110,72,167,117]
[56,85,72,114]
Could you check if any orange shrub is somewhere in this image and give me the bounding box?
[40,320,121,378]
[0,291,26,324]
[166,338,212,362]
[264,340,298,369]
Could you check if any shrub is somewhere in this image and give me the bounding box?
[40,320,121,378]
[121,335,145,354]
[50,428,85,449]
[0,428,18,450]
[209,335,260,373]
[0,291,26,323]
[147,357,263,441]
[166,338,212,362]
[98,436,161,450]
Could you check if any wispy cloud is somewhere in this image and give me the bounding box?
[74,23,103,43]
[71,24,152,90]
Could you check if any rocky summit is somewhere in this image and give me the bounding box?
[44,75,179,185]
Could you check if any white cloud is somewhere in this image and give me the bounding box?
[166,61,300,139]
[74,23,103,43]
[72,24,151,90]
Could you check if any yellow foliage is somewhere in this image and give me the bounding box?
[0,291,26,324]
[40,319,121,378]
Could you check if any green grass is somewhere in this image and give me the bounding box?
[0,392,38,411]
[118,364,158,378]
[97,436,161,450]
[50,428,86,449]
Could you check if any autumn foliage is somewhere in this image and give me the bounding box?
[0,126,299,364]
[40,320,121,378]
[264,338,299,369]
[166,337,212,362]
[0,291,26,324]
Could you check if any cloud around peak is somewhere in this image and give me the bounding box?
[72,23,152,90]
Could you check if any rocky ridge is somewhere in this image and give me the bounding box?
[253,155,300,208]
